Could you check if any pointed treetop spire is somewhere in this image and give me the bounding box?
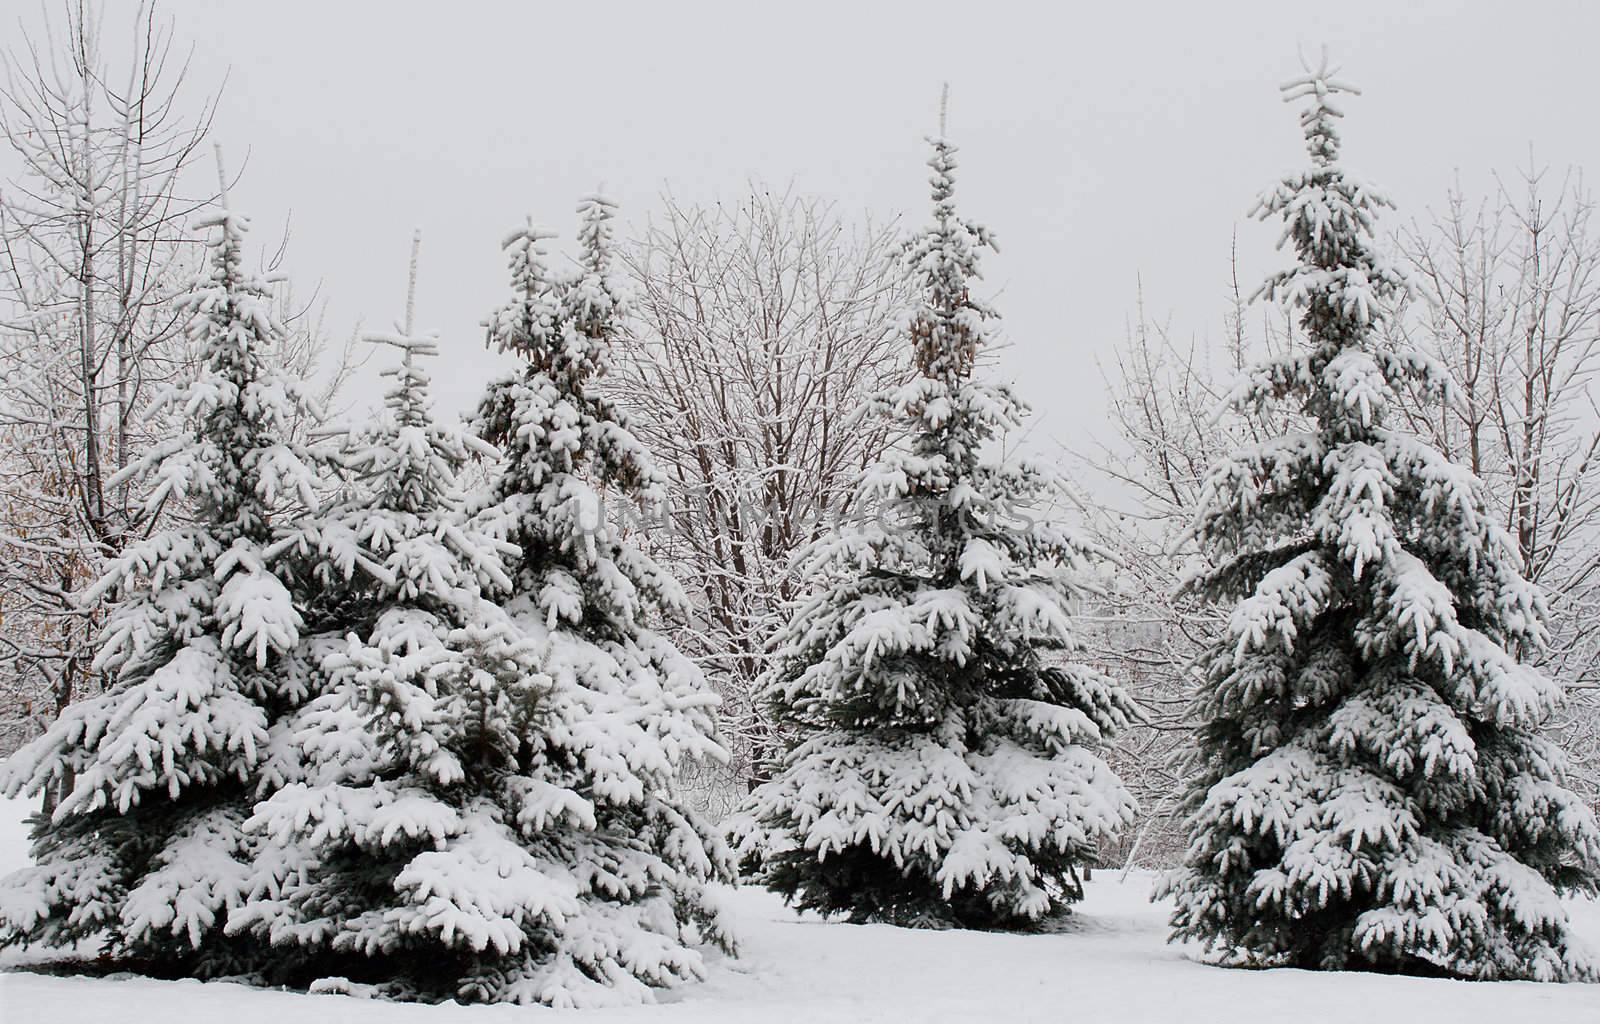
[1281,47,1360,166]
[906,95,997,387]
[359,229,442,431]
[938,82,949,138]
[213,141,231,207]
[1249,49,1405,352]
[404,227,423,336]
[574,192,619,279]
[564,194,625,378]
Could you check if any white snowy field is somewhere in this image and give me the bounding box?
[2,793,1598,1024]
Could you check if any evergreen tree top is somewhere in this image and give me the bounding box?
[1281,54,1359,168]
[474,196,658,503]
[370,331,440,431]
[873,103,1023,500]
[1191,58,1546,675]
[271,253,512,608]
[82,200,329,680]
[349,329,498,517]
[487,195,622,394]
[1233,54,1437,442]
[342,229,497,523]
[763,115,1128,729]
[902,124,997,387]
[130,206,327,545]
[471,197,682,623]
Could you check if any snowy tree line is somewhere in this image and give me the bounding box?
[0,2,1596,1005]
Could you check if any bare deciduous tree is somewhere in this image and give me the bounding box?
[614,185,914,800]
[1394,163,1600,795]
[0,1,217,752]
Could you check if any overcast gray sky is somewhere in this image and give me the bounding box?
[25,0,1600,456]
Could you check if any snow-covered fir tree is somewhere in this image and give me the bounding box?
[224,238,559,998]
[262,196,732,1007]
[0,202,328,973]
[729,111,1140,928]
[1159,58,1600,980]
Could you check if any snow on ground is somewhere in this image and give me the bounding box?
[2,791,1598,1023]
